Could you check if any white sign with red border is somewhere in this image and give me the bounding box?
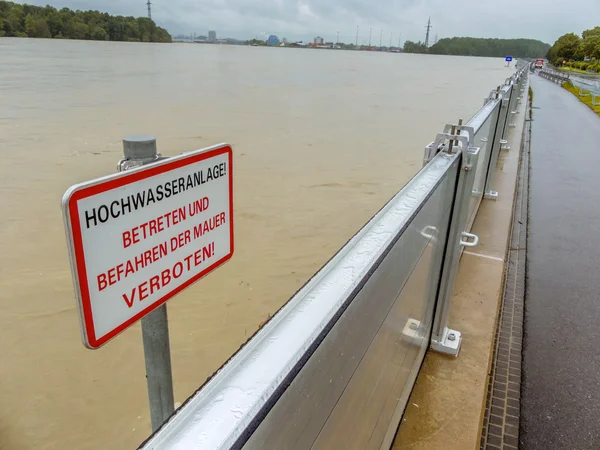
[62,144,234,349]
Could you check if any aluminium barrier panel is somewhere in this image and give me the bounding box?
[141,149,468,450]
[242,152,461,450]
[140,66,529,450]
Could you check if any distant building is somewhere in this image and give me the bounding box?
[314,36,324,45]
[208,30,217,41]
[266,35,280,46]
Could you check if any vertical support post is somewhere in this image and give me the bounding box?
[508,76,520,129]
[430,127,480,356]
[120,136,175,432]
[484,84,513,200]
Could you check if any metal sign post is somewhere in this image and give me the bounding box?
[141,303,175,431]
[505,56,513,67]
[62,135,234,432]
[121,137,174,432]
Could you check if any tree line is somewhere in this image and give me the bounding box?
[547,27,600,73]
[0,1,171,42]
[403,37,550,58]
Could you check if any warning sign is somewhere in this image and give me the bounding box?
[62,144,234,349]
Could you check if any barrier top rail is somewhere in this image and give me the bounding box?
[140,64,528,450]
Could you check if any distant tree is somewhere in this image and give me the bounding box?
[427,37,550,58]
[91,26,108,41]
[244,38,266,46]
[46,10,65,37]
[3,3,24,35]
[548,33,580,62]
[403,40,427,53]
[108,17,126,41]
[580,29,600,60]
[546,27,600,72]
[153,26,171,43]
[24,13,50,38]
[70,17,89,40]
[0,0,171,42]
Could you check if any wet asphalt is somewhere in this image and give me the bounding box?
[521,75,600,448]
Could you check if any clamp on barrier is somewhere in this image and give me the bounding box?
[423,120,476,168]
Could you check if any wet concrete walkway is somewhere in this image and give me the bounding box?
[521,75,600,448]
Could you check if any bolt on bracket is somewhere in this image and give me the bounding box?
[431,327,462,356]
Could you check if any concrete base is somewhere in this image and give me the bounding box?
[392,82,528,449]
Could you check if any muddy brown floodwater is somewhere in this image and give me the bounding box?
[0,38,513,449]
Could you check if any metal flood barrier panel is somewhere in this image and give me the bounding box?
[243,153,459,450]
[140,66,529,450]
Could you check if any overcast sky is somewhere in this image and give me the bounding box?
[16,0,600,44]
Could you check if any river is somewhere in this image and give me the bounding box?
[0,38,512,449]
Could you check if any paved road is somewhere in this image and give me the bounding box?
[521,75,600,448]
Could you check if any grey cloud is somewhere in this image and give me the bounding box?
[15,0,600,44]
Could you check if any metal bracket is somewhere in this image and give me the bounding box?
[422,141,438,166]
[484,190,499,200]
[464,146,480,171]
[423,123,475,166]
[431,327,462,356]
[442,123,475,140]
[401,318,427,346]
[485,88,501,104]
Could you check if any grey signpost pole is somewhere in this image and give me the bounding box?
[140,304,175,431]
[119,136,175,432]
